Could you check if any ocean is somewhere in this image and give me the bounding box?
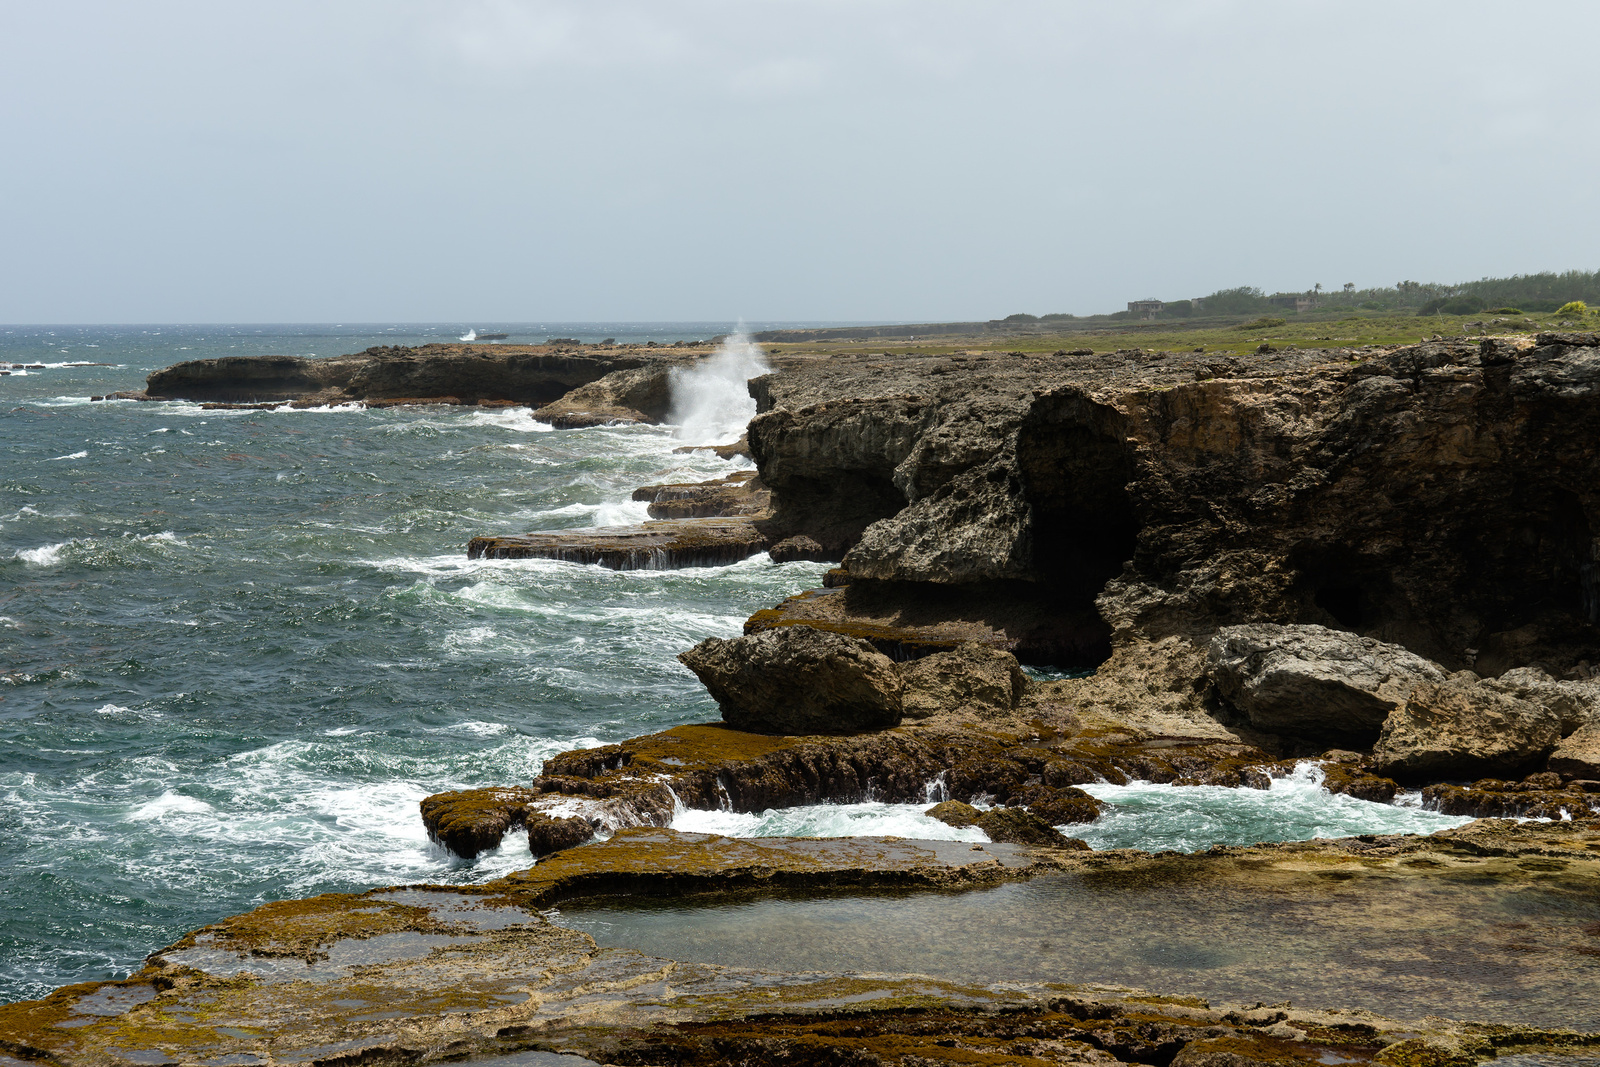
[0,324,1469,1004]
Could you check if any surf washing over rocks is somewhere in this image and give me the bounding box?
[0,323,1571,1009]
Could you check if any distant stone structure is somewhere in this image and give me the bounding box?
[1127,299,1164,320]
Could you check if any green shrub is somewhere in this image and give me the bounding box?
[1239,316,1286,330]
[1487,307,1523,315]
[1555,300,1589,317]
[1162,300,1193,318]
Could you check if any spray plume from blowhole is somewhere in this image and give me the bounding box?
[666,330,772,446]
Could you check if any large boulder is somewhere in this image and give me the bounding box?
[678,625,903,735]
[1372,672,1563,781]
[899,643,1025,720]
[1549,723,1600,780]
[1487,667,1600,734]
[1207,624,1447,740]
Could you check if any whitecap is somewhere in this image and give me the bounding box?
[461,407,554,433]
[95,703,136,715]
[1075,761,1474,852]
[427,720,511,738]
[126,791,215,822]
[15,541,69,566]
[672,801,988,842]
[49,451,88,461]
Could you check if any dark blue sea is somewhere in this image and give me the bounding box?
[0,323,837,1002]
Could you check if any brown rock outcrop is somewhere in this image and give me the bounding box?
[678,626,904,734]
[418,786,541,858]
[925,800,1093,843]
[467,518,769,569]
[900,642,1026,720]
[744,337,1600,688]
[1207,624,1447,743]
[632,470,770,518]
[1548,722,1600,779]
[1372,673,1563,781]
[142,343,692,405]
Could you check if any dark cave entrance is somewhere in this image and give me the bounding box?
[1295,488,1599,667]
[1015,394,1141,669]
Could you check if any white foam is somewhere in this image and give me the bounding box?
[127,791,216,822]
[462,407,553,433]
[527,500,652,526]
[671,801,989,842]
[667,331,770,446]
[1076,761,1475,852]
[15,541,69,566]
[49,451,88,461]
[95,703,137,715]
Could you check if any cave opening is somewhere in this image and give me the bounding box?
[768,470,907,556]
[1016,395,1140,670]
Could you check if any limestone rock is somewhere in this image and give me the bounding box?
[1484,667,1600,734]
[1549,723,1600,779]
[767,534,833,563]
[419,787,539,858]
[1372,673,1563,780]
[468,518,769,570]
[145,344,674,405]
[526,813,596,858]
[925,800,1088,848]
[678,626,903,735]
[745,339,1600,675]
[1207,624,1447,740]
[899,643,1025,720]
[925,800,982,827]
[533,362,679,427]
[633,471,769,519]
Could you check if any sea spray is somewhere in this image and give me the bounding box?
[667,331,771,445]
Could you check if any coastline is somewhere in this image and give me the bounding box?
[7,327,1600,1064]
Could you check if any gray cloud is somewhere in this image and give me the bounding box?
[2,0,1596,322]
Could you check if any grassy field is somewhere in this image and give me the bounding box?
[767,310,1595,359]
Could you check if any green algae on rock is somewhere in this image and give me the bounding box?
[8,823,1600,1067]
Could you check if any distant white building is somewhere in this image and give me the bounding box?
[1127,299,1164,320]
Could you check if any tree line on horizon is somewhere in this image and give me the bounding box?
[1001,269,1600,323]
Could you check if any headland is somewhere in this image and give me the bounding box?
[13,323,1600,1066]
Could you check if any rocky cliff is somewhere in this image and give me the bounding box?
[747,336,1600,673]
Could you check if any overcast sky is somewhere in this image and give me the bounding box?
[4,1,1597,323]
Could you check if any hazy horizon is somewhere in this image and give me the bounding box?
[5,1,1598,324]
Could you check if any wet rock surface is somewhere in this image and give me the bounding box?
[8,823,1600,1067]
[927,800,1091,846]
[632,469,770,518]
[467,517,770,569]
